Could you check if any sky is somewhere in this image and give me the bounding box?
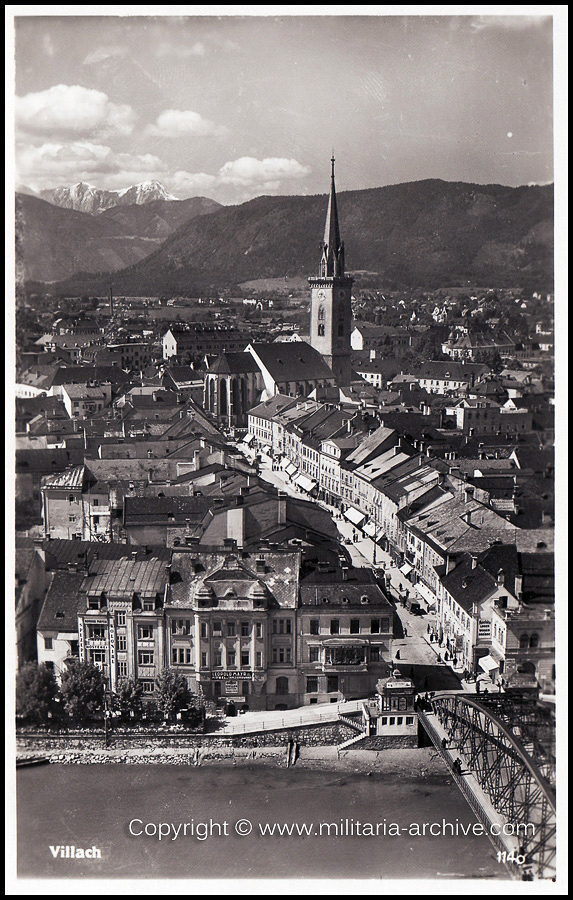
[11,9,557,204]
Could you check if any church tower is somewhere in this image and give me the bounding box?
[309,156,353,387]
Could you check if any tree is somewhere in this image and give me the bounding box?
[114,677,144,721]
[154,668,191,722]
[60,659,105,724]
[16,663,59,724]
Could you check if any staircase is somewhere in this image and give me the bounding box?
[337,712,368,751]
[337,731,368,751]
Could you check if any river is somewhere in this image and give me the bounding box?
[17,763,508,880]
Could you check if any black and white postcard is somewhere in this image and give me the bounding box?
[7,6,566,895]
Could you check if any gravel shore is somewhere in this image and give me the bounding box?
[17,744,447,776]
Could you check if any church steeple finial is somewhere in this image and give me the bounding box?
[321,155,344,277]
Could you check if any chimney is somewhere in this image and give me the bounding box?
[277,491,287,525]
[226,507,245,549]
[131,550,138,560]
[497,568,505,586]
[165,563,172,582]
[445,555,454,575]
[471,554,478,569]
[256,556,266,574]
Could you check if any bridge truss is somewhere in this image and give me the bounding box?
[430,692,556,880]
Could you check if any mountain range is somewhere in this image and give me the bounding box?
[15,193,222,282]
[37,180,179,215]
[17,178,554,293]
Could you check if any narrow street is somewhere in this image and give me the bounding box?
[254,453,479,695]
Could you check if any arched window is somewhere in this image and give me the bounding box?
[318,324,325,336]
[318,306,325,320]
[529,633,539,649]
[519,633,529,649]
[276,676,289,695]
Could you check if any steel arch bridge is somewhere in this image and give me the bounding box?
[425,692,556,880]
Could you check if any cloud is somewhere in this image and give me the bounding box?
[218,157,311,187]
[146,109,227,139]
[16,84,136,138]
[154,41,206,58]
[169,157,311,202]
[16,141,164,192]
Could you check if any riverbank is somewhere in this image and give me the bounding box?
[16,745,447,776]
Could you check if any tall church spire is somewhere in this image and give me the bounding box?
[320,155,345,278]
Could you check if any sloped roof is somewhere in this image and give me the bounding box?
[37,571,84,633]
[208,352,261,375]
[249,342,335,383]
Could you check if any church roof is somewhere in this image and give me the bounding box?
[249,342,335,384]
[208,352,261,375]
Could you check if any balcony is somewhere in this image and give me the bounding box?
[85,639,107,649]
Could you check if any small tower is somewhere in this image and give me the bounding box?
[309,156,353,387]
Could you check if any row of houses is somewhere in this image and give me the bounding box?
[246,396,554,689]
[34,542,395,710]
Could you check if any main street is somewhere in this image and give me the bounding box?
[250,451,494,696]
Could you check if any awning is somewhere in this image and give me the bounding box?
[363,522,378,538]
[400,563,413,575]
[415,582,437,608]
[285,463,297,477]
[344,507,367,526]
[261,445,272,455]
[242,433,254,445]
[294,474,317,492]
[479,654,500,673]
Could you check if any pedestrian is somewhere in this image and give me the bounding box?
[395,649,401,660]
[403,627,408,637]
[427,624,431,634]
[441,737,447,750]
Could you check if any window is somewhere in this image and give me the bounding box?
[326,675,338,693]
[44,637,53,649]
[116,635,127,652]
[330,619,340,635]
[241,621,250,637]
[241,650,250,667]
[396,717,403,725]
[306,676,318,693]
[214,650,222,668]
[370,619,380,634]
[68,495,75,503]
[143,599,155,611]
[88,624,106,640]
[201,622,208,638]
[309,619,319,635]
[273,619,292,634]
[227,651,236,668]
[116,612,126,627]
[406,717,414,725]
[138,651,154,666]
[370,647,380,662]
[90,650,106,665]
[309,646,320,663]
[117,661,127,678]
[389,717,395,726]
[45,661,54,671]
[68,514,76,523]
[255,623,263,639]
[137,624,153,640]
[256,652,262,668]
[172,648,191,665]
[519,633,529,649]
[380,618,390,632]
[529,633,539,649]
[93,499,99,507]
[88,597,100,610]
[140,680,154,694]
[226,622,236,637]
[241,681,250,697]
[201,652,208,668]
[276,676,289,695]
[350,619,360,634]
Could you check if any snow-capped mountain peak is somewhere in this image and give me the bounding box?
[37,180,180,214]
